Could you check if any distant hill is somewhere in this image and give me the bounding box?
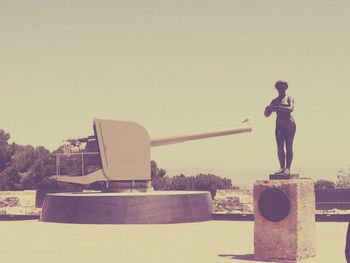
[166,167,339,189]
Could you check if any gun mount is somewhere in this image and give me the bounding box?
[42,118,252,224]
[55,119,252,188]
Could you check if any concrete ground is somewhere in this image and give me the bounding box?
[0,220,347,263]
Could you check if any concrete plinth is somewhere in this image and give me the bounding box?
[254,179,316,261]
[40,191,213,224]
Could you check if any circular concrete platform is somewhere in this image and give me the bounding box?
[40,191,213,224]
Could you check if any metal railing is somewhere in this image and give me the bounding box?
[53,152,100,177]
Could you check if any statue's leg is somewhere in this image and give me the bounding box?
[285,121,296,170]
[275,125,286,170]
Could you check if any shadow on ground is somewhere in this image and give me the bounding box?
[218,254,290,262]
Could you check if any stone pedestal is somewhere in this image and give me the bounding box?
[254,179,316,261]
[40,191,213,224]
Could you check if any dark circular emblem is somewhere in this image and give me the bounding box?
[258,188,290,222]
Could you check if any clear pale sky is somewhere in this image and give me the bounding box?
[1,1,350,173]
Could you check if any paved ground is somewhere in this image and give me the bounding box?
[0,220,347,263]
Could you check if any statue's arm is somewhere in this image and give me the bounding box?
[264,99,276,117]
[264,106,272,117]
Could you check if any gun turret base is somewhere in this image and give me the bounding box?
[40,191,213,224]
[103,180,154,193]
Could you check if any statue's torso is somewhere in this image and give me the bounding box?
[271,95,294,123]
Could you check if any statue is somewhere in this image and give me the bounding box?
[264,80,296,175]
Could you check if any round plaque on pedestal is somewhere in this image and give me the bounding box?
[258,188,291,222]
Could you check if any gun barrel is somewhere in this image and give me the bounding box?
[150,126,252,147]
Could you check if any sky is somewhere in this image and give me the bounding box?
[1,1,350,176]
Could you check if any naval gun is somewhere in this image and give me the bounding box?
[42,118,252,224]
[55,118,252,190]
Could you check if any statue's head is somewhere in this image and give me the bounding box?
[275,80,288,91]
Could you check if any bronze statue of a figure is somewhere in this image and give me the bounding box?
[264,80,296,175]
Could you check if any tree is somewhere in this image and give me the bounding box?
[151,160,166,179]
[194,174,234,198]
[151,160,167,189]
[152,176,172,190]
[22,147,56,189]
[0,165,22,190]
[170,174,195,191]
[336,165,350,189]
[0,128,80,190]
[0,130,15,172]
[152,169,234,198]
[315,179,335,191]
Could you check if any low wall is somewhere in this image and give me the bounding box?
[0,190,39,215]
[315,189,350,202]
